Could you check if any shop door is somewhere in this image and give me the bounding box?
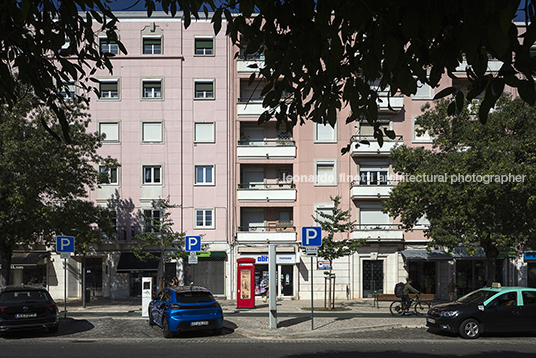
[363,260,383,298]
[85,258,103,297]
[280,265,293,296]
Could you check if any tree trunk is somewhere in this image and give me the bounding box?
[0,241,13,286]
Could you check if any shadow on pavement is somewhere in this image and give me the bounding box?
[278,316,310,328]
[0,318,95,339]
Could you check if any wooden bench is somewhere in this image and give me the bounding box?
[373,293,435,308]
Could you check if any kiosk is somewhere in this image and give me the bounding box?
[237,258,256,308]
[141,277,153,317]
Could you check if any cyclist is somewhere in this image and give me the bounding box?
[402,278,420,315]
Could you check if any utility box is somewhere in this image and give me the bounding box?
[141,277,153,317]
[237,258,256,308]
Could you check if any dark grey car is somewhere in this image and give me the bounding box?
[0,286,59,336]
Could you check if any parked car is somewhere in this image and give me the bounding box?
[0,285,59,336]
[149,286,224,338]
[426,284,536,339]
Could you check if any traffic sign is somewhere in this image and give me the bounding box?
[301,227,322,246]
[185,236,201,252]
[60,252,72,259]
[188,252,198,264]
[56,236,75,253]
[306,247,318,257]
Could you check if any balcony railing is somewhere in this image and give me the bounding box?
[238,225,296,232]
[238,182,295,189]
[350,135,403,156]
[350,180,396,199]
[237,182,296,202]
[352,223,404,242]
[237,139,296,158]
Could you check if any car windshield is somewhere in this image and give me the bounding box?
[175,292,214,303]
[0,290,50,304]
[457,289,497,304]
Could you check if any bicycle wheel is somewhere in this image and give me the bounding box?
[414,300,430,316]
[390,301,404,316]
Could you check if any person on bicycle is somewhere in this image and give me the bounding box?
[402,278,420,315]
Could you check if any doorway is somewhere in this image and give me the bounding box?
[363,260,383,298]
[85,258,103,297]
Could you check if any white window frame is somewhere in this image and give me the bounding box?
[314,122,337,143]
[99,165,119,185]
[142,165,162,185]
[412,115,433,143]
[99,37,119,55]
[194,79,215,99]
[141,79,163,99]
[315,159,337,186]
[195,165,215,185]
[142,36,162,55]
[194,208,215,229]
[60,81,76,98]
[142,209,161,233]
[141,121,163,143]
[194,37,214,56]
[358,204,391,230]
[314,202,335,226]
[413,80,435,99]
[98,79,120,100]
[99,122,120,143]
[194,122,215,143]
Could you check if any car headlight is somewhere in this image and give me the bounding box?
[440,310,459,318]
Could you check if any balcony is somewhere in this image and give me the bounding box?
[237,139,296,159]
[236,225,297,244]
[237,182,296,202]
[237,59,265,73]
[99,226,128,241]
[454,59,503,74]
[350,135,403,156]
[377,94,404,112]
[351,224,404,242]
[237,98,264,117]
[350,181,394,200]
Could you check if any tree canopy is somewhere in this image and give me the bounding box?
[383,95,536,284]
[3,0,536,144]
[0,83,118,286]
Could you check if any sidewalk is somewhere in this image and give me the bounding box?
[58,297,427,339]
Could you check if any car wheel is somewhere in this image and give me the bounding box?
[48,324,59,333]
[389,301,404,316]
[459,318,481,339]
[414,300,430,316]
[148,310,155,326]
[162,315,174,338]
[213,327,223,335]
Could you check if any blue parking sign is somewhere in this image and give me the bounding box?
[301,227,322,246]
[56,236,75,253]
[185,236,201,252]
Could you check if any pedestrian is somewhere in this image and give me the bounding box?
[170,277,178,287]
[260,277,269,303]
[402,278,420,315]
[448,278,456,301]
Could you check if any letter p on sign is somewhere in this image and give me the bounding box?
[302,227,322,246]
[56,236,75,253]
[186,236,201,252]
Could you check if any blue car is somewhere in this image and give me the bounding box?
[149,286,224,338]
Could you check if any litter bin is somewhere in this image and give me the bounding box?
[85,289,91,303]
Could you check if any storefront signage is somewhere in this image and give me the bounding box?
[238,253,299,264]
[10,265,24,270]
[317,261,332,270]
[524,252,536,261]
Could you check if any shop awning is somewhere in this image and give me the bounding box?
[401,249,452,262]
[11,252,49,267]
[197,251,227,258]
[451,246,486,259]
[116,252,160,273]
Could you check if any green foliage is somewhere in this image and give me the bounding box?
[132,197,186,291]
[384,95,536,282]
[0,82,119,285]
[311,196,364,265]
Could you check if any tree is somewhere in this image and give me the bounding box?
[0,82,119,286]
[132,197,186,293]
[383,95,536,285]
[312,195,364,308]
[4,1,536,144]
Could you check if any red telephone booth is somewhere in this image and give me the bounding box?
[237,258,256,308]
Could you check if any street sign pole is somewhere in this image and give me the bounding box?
[302,227,322,331]
[57,236,75,319]
[311,256,314,330]
[64,257,67,318]
[186,236,201,286]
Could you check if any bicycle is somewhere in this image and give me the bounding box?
[390,294,431,316]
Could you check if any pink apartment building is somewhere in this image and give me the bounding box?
[20,13,528,301]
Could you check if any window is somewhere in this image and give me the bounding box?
[195,165,214,185]
[195,38,214,55]
[142,122,163,143]
[359,205,390,229]
[99,80,119,99]
[195,208,214,228]
[315,160,337,185]
[359,164,389,185]
[99,166,118,184]
[358,120,390,139]
[143,165,161,184]
[195,80,214,99]
[143,38,162,54]
[413,115,433,142]
[315,123,336,142]
[143,209,161,233]
[194,122,214,143]
[413,80,434,99]
[315,204,334,225]
[99,122,119,142]
[142,80,162,99]
[100,38,119,54]
[60,81,76,98]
